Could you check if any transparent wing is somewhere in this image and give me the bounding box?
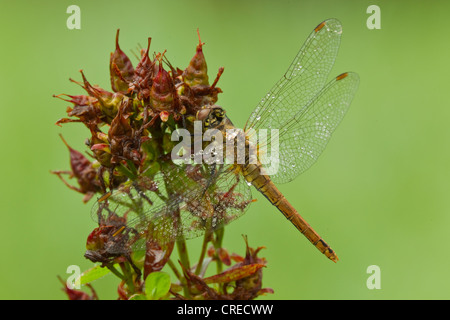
[259,72,359,184]
[245,19,343,132]
[91,162,253,251]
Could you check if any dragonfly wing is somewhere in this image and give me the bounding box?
[136,163,253,244]
[92,162,253,251]
[180,164,254,239]
[245,19,343,132]
[260,72,359,184]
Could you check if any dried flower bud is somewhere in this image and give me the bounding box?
[53,30,272,301]
[110,29,135,92]
[58,276,98,300]
[144,239,174,280]
[52,134,101,203]
[131,38,156,100]
[89,128,113,168]
[108,100,141,166]
[207,246,231,266]
[150,63,175,112]
[183,30,209,89]
[159,111,170,122]
[84,214,131,266]
[54,93,101,129]
[230,237,272,299]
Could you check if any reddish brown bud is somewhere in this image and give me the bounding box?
[159,111,170,122]
[86,226,114,251]
[144,239,174,280]
[84,214,133,267]
[109,101,133,138]
[90,143,111,152]
[52,134,101,203]
[78,71,125,122]
[89,128,113,168]
[150,63,175,112]
[217,247,231,266]
[110,29,135,92]
[183,29,209,88]
[207,246,231,266]
[53,93,97,106]
[131,37,156,100]
[79,71,113,103]
[108,100,140,165]
[53,93,102,129]
[231,237,271,299]
[58,276,98,300]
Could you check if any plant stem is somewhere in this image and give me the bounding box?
[167,258,182,282]
[213,228,225,274]
[176,238,191,298]
[195,231,211,275]
[119,262,136,293]
[106,263,126,281]
[177,238,190,270]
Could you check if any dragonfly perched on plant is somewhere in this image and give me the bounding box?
[89,18,359,264]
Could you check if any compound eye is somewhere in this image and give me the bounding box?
[197,108,211,121]
[214,108,224,117]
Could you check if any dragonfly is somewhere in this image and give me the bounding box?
[91,19,359,264]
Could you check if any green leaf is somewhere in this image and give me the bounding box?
[145,271,171,300]
[125,159,138,176]
[76,264,115,286]
[117,162,137,180]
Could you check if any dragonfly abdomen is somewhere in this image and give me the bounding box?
[242,163,339,263]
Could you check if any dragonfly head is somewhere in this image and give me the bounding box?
[196,105,231,130]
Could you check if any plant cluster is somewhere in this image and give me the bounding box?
[53,30,272,300]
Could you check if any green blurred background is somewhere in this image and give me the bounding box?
[1,0,449,299]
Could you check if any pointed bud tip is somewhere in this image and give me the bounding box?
[196,28,205,51]
[115,29,121,50]
[146,37,151,54]
[58,134,73,151]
